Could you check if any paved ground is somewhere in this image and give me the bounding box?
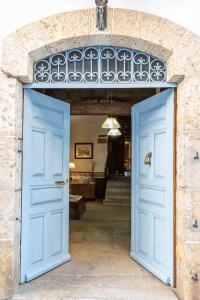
[13,180,178,300]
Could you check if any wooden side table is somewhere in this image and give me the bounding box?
[69,195,86,220]
[70,182,95,200]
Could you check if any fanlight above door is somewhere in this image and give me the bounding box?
[34,46,166,84]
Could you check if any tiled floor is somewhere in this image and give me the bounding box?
[13,192,178,300]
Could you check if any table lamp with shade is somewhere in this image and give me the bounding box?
[69,162,76,184]
[69,162,76,170]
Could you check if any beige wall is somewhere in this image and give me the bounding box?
[70,115,108,173]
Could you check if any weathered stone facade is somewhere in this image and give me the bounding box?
[0,8,200,300]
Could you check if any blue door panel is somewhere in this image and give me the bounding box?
[21,89,70,283]
[30,215,45,264]
[52,134,64,176]
[131,89,174,286]
[50,210,63,256]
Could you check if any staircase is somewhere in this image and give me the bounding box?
[104,178,131,207]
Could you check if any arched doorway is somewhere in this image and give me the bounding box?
[1,8,199,300]
[20,45,175,289]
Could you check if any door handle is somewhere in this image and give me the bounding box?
[144,152,152,166]
[55,180,66,185]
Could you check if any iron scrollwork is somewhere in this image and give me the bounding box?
[33,46,167,84]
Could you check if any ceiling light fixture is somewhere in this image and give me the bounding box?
[101,117,121,129]
[101,93,121,129]
[107,128,122,136]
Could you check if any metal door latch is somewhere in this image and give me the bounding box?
[194,152,199,160]
[55,180,66,185]
[144,152,152,166]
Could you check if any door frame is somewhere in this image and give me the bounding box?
[22,84,177,285]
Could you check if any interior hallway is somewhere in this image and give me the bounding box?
[13,179,178,300]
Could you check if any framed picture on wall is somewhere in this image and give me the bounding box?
[75,143,93,159]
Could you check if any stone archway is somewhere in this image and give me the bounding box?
[0,8,200,300]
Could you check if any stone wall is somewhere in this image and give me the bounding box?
[167,31,200,300]
[0,8,200,300]
[0,71,23,298]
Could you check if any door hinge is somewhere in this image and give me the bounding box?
[17,138,23,153]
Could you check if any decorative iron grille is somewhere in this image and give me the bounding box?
[34,46,166,84]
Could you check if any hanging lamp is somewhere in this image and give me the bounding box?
[107,128,122,136]
[101,93,121,129]
[101,117,121,129]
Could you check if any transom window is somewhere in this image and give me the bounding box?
[34,46,166,84]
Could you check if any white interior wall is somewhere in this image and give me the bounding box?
[70,115,108,173]
[0,0,200,40]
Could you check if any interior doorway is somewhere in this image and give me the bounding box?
[106,116,131,178]
[20,86,175,294]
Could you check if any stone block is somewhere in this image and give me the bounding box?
[177,77,200,132]
[0,218,15,240]
[176,189,200,242]
[134,12,163,47]
[0,76,23,138]
[149,43,172,61]
[0,240,14,299]
[176,131,200,189]
[152,19,186,56]
[0,137,16,191]
[110,34,133,49]
[63,10,90,48]
[112,9,138,38]
[176,241,200,300]
[68,35,90,49]
[167,31,200,80]
[15,80,23,139]
[0,190,16,220]
[46,39,69,55]
[1,32,31,81]
[131,37,153,53]
[17,21,50,61]
[41,13,69,54]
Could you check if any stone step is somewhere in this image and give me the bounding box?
[106,185,131,191]
[104,197,131,202]
[106,190,131,196]
[105,199,130,203]
[106,187,131,192]
[107,181,131,186]
[104,180,131,208]
[103,202,131,207]
[107,180,131,187]
[105,195,130,201]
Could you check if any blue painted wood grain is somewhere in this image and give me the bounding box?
[131,89,174,286]
[21,89,71,282]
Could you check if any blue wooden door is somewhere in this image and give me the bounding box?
[21,89,70,282]
[131,89,174,286]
